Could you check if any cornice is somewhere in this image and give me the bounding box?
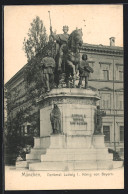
[81,43,123,55]
[115,88,124,92]
[5,72,24,89]
[98,87,113,91]
[5,64,27,88]
[115,63,123,66]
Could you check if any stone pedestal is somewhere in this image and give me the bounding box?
[66,135,92,148]
[38,88,99,137]
[93,135,105,148]
[49,135,66,148]
[17,88,114,170]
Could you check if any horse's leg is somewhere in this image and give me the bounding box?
[67,60,75,75]
[78,76,82,88]
[58,57,62,71]
[75,64,79,74]
[75,64,79,79]
[67,60,76,88]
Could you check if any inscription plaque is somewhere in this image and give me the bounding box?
[70,114,87,126]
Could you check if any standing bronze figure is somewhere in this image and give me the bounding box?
[50,104,61,134]
[94,106,106,135]
[41,55,55,92]
[78,53,93,89]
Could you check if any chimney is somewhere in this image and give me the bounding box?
[109,37,115,46]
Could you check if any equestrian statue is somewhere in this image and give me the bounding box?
[40,11,94,91]
[50,25,83,87]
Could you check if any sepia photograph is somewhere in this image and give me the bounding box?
[4,4,124,190]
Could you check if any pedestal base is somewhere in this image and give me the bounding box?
[29,160,113,171]
[16,89,116,170]
[28,134,113,171]
[49,134,66,148]
[16,136,50,168]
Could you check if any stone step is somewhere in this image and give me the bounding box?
[27,159,40,163]
[26,149,47,160]
[30,148,46,154]
[26,153,42,160]
[41,153,113,162]
[113,161,124,169]
[16,161,28,168]
[16,159,40,168]
[46,148,109,155]
[29,160,113,171]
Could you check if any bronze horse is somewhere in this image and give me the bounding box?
[66,29,83,72]
[65,29,83,87]
[55,28,83,87]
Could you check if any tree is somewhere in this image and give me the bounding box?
[23,16,56,99]
[23,16,48,61]
[5,17,55,164]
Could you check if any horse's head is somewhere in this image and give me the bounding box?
[68,28,83,50]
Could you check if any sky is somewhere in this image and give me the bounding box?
[4,5,123,83]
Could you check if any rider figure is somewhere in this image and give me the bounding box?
[50,26,69,72]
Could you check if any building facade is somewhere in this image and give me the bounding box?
[5,39,124,156]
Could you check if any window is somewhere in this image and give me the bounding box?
[27,125,31,134]
[88,62,94,79]
[117,95,123,110]
[103,70,109,80]
[21,124,31,135]
[101,93,111,109]
[115,64,123,81]
[103,126,110,142]
[120,126,124,142]
[100,63,110,80]
[119,71,123,81]
[103,100,109,109]
[119,101,123,110]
